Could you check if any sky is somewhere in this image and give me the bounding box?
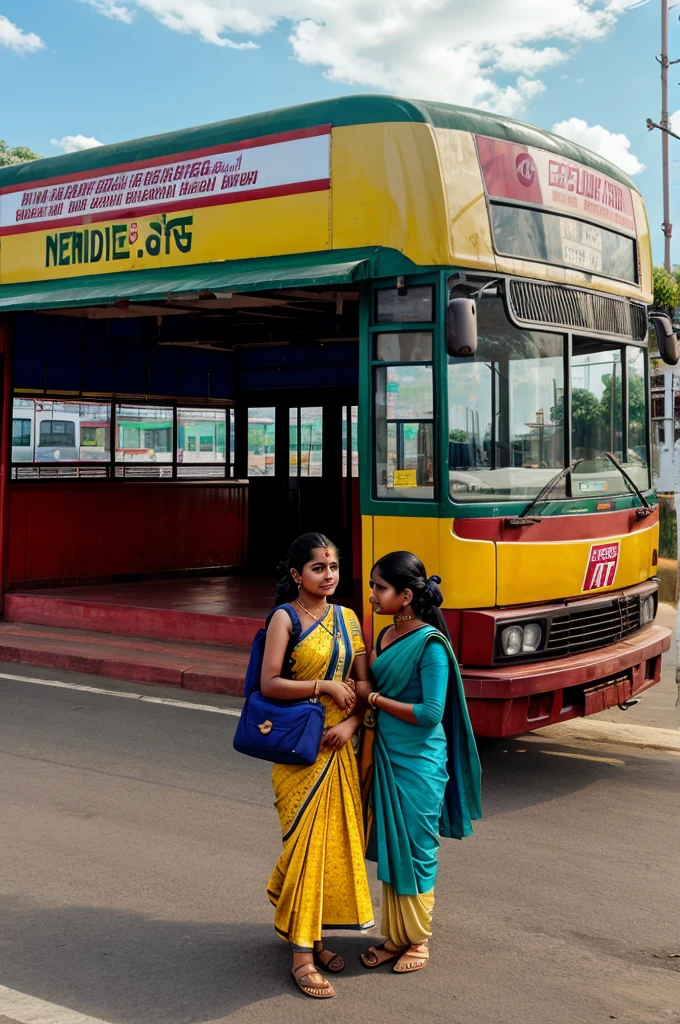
[0,0,679,267]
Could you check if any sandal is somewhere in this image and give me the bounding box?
[360,941,407,969]
[291,962,335,999]
[314,943,345,973]
[394,943,430,973]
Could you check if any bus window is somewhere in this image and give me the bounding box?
[39,420,76,448]
[447,296,564,502]
[12,419,31,447]
[374,334,434,500]
[626,346,649,491]
[289,407,322,478]
[375,286,434,324]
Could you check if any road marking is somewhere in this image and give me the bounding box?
[0,985,114,1024]
[0,671,242,717]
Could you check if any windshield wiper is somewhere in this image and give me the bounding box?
[505,460,584,527]
[602,452,653,519]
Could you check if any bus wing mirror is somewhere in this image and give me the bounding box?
[650,313,680,366]
[446,297,478,357]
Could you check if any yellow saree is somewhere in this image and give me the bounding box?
[267,603,374,949]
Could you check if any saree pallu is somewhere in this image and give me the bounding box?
[267,603,374,948]
[369,627,481,911]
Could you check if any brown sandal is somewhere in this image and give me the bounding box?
[314,944,345,973]
[394,943,430,973]
[292,962,335,998]
[360,941,407,969]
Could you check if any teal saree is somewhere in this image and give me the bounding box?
[369,626,481,897]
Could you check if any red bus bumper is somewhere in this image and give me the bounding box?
[462,622,671,738]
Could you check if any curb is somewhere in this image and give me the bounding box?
[534,719,680,753]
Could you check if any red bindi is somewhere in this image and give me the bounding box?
[324,548,331,557]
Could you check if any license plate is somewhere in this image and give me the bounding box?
[583,674,633,715]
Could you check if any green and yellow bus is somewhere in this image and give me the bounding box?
[0,95,670,734]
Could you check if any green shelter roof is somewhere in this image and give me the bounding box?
[0,95,639,195]
[0,246,420,312]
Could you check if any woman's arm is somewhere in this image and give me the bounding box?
[321,650,369,749]
[260,609,355,709]
[371,640,449,727]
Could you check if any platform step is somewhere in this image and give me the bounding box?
[0,622,249,695]
[4,593,263,649]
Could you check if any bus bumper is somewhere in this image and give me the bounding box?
[462,622,672,738]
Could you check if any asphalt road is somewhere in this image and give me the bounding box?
[1,666,679,1024]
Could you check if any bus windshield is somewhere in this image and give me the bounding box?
[447,296,649,503]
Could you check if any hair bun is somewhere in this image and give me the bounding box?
[428,574,442,586]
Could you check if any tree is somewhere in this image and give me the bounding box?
[652,265,679,314]
[0,140,41,167]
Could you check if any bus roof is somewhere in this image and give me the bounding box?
[0,94,640,195]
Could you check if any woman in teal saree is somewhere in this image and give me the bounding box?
[359,551,481,974]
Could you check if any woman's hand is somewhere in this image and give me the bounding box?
[322,679,356,711]
[321,718,357,750]
[355,680,372,704]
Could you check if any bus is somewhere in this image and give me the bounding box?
[0,95,670,734]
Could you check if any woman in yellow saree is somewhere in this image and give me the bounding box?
[261,532,374,999]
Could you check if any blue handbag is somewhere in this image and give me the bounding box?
[232,603,328,766]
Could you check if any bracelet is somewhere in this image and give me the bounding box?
[313,679,321,698]
[368,691,380,709]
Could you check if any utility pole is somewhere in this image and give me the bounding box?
[662,0,673,270]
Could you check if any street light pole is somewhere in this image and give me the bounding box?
[661,0,672,271]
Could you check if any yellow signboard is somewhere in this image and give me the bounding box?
[393,470,417,488]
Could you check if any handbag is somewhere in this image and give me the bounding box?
[232,603,328,766]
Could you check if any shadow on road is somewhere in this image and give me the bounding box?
[0,897,299,1022]
[475,734,678,817]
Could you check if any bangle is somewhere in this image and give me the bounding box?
[368,691,380,709]
[313,679,321,698]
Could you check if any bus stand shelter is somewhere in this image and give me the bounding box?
[0,95,670,731]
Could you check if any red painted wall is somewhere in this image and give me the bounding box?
[7,480,248,586]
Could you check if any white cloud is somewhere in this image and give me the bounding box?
[0,14,45,53]
[81,0,134,23]
[80,0,636,116]
[51,134,104,153]
[552,117,645,175]
[671,111,680,135]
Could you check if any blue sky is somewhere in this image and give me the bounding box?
[1,0,678,266]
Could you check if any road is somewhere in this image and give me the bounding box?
[0,666,679,1024]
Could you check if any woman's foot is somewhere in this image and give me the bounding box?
[360,939,406,968]
[393,943,430,973]
[291,959,335,999]
[313,941,345,972]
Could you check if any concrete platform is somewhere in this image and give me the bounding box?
[4,576,274,649]
[0,621,250,694]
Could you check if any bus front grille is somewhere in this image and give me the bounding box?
[508,280,647,341]
[545,596,641,657]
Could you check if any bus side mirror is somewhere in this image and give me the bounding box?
[446,297,478,357]
[650,312,680,366]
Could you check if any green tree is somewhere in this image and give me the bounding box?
[0,140,41,167]
[652,265,679,313]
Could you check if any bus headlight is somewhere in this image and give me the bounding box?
[640,594,656,625]
[500,622,544,656]
[501,626,523,656]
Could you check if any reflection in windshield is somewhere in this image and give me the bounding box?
[448,297,565,501]
[447,296,650,503]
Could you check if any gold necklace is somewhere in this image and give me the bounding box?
[296,598,336,639]
[296,597,328,622]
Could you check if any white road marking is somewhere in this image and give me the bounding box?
[0,984,115,1024]
[0,671,242,716]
